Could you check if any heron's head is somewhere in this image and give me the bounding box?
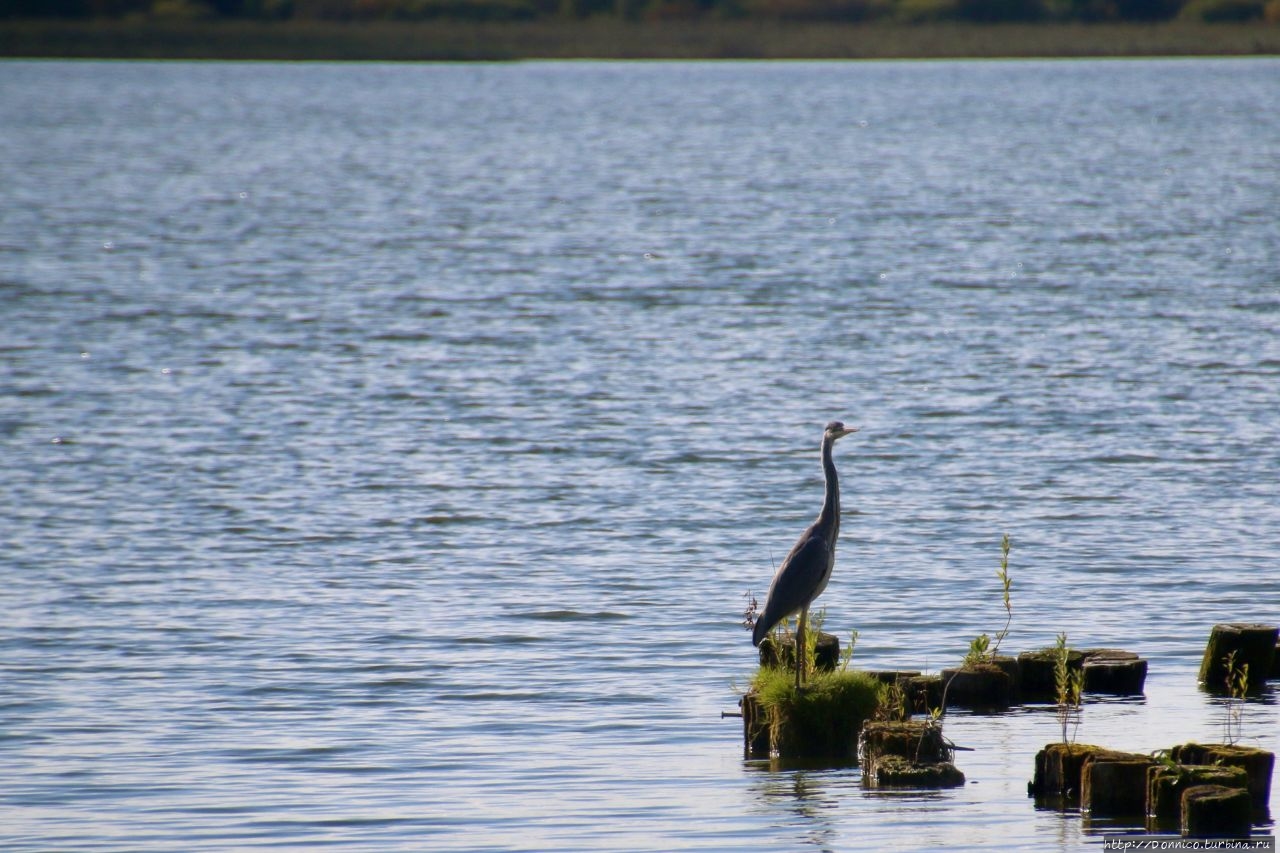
[825,421,858,441]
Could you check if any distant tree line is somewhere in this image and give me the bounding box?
[3,0,1276,24]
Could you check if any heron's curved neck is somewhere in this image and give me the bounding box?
[818,436,840,538]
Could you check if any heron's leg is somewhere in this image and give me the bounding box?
[796,604,809,689]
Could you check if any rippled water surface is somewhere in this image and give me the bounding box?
[2,58,1278,851]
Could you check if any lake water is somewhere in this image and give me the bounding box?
[1,57,1278,851]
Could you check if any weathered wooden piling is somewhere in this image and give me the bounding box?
[1030,743,1131,799]
[1199,624,1279,691]
[862,719,950,764]
[940,662,1014,710]
[1079,751,1155,816]
[992,654,1021,698]
[741,669,883,761]
[1147,763,1249,827]
[1019,647,1084,702]
[903,674,943,715]
[1169,743,1274,811]
[861,720,965,788]
[859,670,919,721]
[758,631,841,673]
[1181,784,1253,838]
[740,691,771,760]
[863,669,922,685]
[1018,646,1147,700]
[871,755,967,787]
[1081,649,1148,696]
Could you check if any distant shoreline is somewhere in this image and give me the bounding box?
[2,19,1278,61]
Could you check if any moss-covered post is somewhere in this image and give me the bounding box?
[744,668,883,761]
[903,674,943,715]
[741,691,770,759]
[861,720,965,788]
[1181,784,1252,838]
[1199,624,1278,691]
[1020,646,1148,699]
[1170,743,1274,810]
[940,662,1014,710]
[1019,647,1084,702]
[1079,752,1154,816]
[1147,764,1249,828]
[758,631,840,673]
[1030,744,1134,800]
[1081,649,1148,696]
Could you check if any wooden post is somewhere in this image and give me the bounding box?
[1198,624,1278,691]
[1019,647,1084,702]
[1170,743,1275,810]
[1081,649,1148,696]
[740,671,881,761]
[741,691,770,759]
[940,663,1014,710]
[861,720,965,788]
[1181,784,1252,838]
[758,631,840,673]
[1080,752,1154,816]
[1147,764,1248,827]
[861,720,950,765]
[1030,744,1131,799]
[903,674,943,715]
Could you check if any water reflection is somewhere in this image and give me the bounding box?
[745,762,857,851]
[744,758,965,851]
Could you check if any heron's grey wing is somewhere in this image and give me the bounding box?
[752,534,829,646]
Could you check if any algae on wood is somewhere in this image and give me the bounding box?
[1019,647,1085,702]
[1030,743,1135,800]
[870,754,966,787]
[1019,646,1148,699]
[1169,742,1275,810]
[861,720,964,789]
[903,674,943,715]
[941,662,1014,710]
[1181,784,1252,838]
[1147,763,1248,827]
[1080,752,1154,816]
[1199,624,1278,691]
[861,720,951,765]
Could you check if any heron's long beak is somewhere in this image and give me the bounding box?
[839,426,860,438]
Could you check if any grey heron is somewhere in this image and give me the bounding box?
[752,421,858,688]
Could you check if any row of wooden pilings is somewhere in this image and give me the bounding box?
[1029,741,1273,837]
[1026,622,1278,838]
[739,622,1278,837]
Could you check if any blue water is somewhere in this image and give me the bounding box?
[1,58,1278,851]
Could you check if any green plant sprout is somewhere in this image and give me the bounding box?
[964,534,1013,666]
[963,633,991,667]
[1054,632,1083,745]
[990,533,1013,657]
[803,608,825,674]
[1222,650,1249,746]
[839,628,860,672]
